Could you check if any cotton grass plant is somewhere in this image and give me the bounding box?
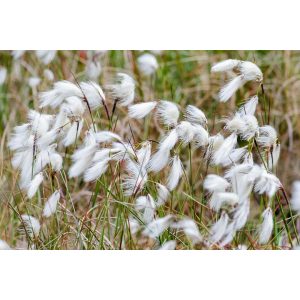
[1,50,300,250]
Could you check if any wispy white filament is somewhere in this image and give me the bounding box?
[254,170,281,198]
[143,215,173,239]
[80,81,105,110]
[267,143,280,169]
[159,129,178,151]
[27,172,44,199]
[156,183,170,207]
[167,155,183,191]
[21,215,41,238]
[176,121,195,144]
[95,131,121,143]
[212,60,263,102]
[62,120,83,147]
[158,240,177,250]
[156,100,180,127]
[185,105,207,125]
[211,59,240,73]
[0,239,11,250]
[291,181,300,213]
[210,212,229,244]
[220,147,248,167]
[36,50,56,64]
[43,190,60,218]
[171,219,202,245]
[128,101,157,119]
[86,61,102,81]
[84,158,110,182]
[137,53,159,76]
[39,80,82,108]
[237,96,258,116]
[108,73,135,107]
[136,141,151,167]
[257,125,277,148]
[210,192,239,212]
[148,148,170,173]
[192,124,209,147]
[219,75,245,102]
[204,174,230,193]
[258,207,273,245]
[213,133,237,165]
[69,142,97,178]
[135,194,156,224]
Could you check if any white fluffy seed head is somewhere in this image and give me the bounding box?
[192,124,209,147]
[28,77,41,88]
[291,181,300,213]
[205,134,224,161]
[20,215,41,238]
[84,158,110,182]
[62,120,83,147]
[62,96,86,117]
[167,155,183,191]
[80,81,105,110]
[211,59,240,73]
[0,67,7,85]
[39,80,82,108]
[36,50,56,64]
[108,73,135,107]
[123,160,148,196]
[204,174,230,193]
[184,105,207,125]
[240,115,259,140]
[240,61,263,82]
[268,143,280,169]
[86,60,102,81]
[159,129,178,152]
[128,101,157,119]
[27,172,44,199]
[257,125,277,148]
[254,170,281,198]
[136,141,152,167]
[224,114,245,133]
[8,124,31,151]
[214,60,262,102]
[49,152,63,172]
[209,192,239,212]
[176,121,195,144]
[171,219,202,245]
[258,207,273,245]
[158,240,177,250]
[43,190,60,218]
[210,212,229,244]
[44,69,54,81]
[69,144,97,178]
[95,131,122,143]
[220,147,248,167]
[135,194,156,224]
[0,239,11,250]
[219,75,246,102]
[137,53,159,76]
[212,133,237,165]
[148,148,170,173]
[156,183,170,207]
[143,215,173,239]
[156,100,180,127]
[237,96,258,116]
[28,110,53,136]
[128,217,140,235]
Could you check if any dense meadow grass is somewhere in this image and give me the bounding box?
[1,50,300,249]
